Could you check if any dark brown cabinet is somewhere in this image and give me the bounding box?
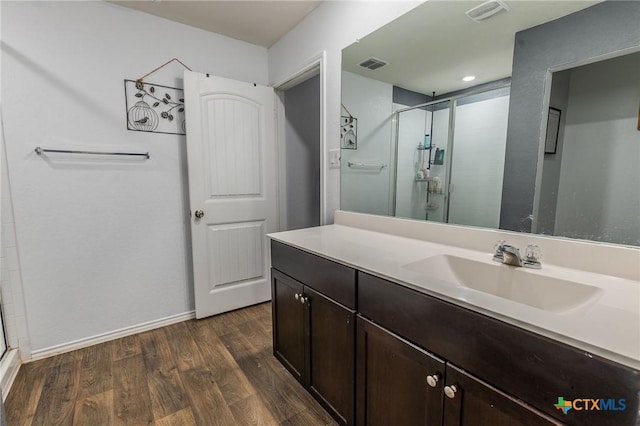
[357,316,445,426]
[271,241,356,425]
[356,316,556,426]
[358,272,639,425]
[271,241,639,426]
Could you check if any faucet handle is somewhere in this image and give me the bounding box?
[524,244,542,268]
[492,240,506,261]
[525,244,542,261]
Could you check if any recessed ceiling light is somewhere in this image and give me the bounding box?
[462,76,476,82]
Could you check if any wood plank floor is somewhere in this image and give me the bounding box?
[5,303,337,426]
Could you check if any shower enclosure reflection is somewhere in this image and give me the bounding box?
[394,99,450,222]
[340,76,510,230]
[393,86,510,228]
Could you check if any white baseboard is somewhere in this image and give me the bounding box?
[28,311,196,362]
[0,349,21,401]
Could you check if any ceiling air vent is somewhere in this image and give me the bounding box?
[466,0,509,22]
[358,57,388,71]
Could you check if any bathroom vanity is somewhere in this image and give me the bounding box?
[269,212,640,426]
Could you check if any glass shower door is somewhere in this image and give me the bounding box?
[447,87,510,228]
[394,100,450,221]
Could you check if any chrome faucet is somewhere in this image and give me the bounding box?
[493,241,542,269]
[501,245,524,267]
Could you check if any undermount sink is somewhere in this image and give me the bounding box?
[402,254,603,314]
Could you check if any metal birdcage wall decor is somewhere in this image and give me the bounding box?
[124,80,186,135]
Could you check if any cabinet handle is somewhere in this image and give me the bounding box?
[294,293,300,300]
[426,373,440,388]
[444,385,458,399]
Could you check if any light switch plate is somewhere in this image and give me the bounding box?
[329,149,341,169]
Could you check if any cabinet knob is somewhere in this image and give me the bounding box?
[426,373,440,388]
[444,385,458,399]
[299,296,306,304]
[294,293,300,300]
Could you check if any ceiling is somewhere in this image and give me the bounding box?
[110,0,322,48]
[342,1,600,96]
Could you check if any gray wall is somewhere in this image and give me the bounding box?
[393,86,429,106]
[284,74,321,230]
[553,53,640,245]
[500,0,640,231]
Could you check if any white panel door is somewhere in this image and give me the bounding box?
[184,71,278,318]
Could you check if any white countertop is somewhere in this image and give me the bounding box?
[269,223,640,370]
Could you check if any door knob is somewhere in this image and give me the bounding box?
[194,209,204,219]
[444,385,458,399]
[426,373,440,388]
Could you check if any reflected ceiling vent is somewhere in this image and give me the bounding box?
[466,0,509,22]
[358,57,388,71]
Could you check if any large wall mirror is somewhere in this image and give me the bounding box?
[340,0,640,246]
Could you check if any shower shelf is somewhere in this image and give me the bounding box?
[415,177,435,182]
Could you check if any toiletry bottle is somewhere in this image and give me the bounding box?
[424,134,431,149]
[433,177,441,193]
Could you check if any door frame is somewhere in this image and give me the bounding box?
[274,51,327,228]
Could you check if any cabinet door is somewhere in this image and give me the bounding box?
[307,287,355,425]
[443,364,560,426]
[357,316,445,426]
[271,269,305,383]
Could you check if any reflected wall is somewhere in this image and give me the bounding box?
[502,0,640,234]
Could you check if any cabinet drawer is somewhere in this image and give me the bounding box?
[358,272,639,425]
[271,240,356,309]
